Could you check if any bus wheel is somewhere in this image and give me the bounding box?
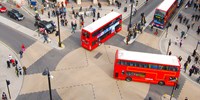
[125,77,132,82]
[158,81,165,86]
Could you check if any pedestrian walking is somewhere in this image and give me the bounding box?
[178,56,182,62]
[186,24,190,32]
[98,2,102,10]
[175,37,179,45]
[179,39,183,47]
[183,17,187,23]
[185,19,189,25]
[15,59,18,67]
[48,11,50,18]
[92,8,96,18]
[184,61,188,73]
[178,13,183,23]
[189,67,194,76]
[18,66,22,75]
[174,25,178,31]
[52,9,55,17]
[15,66,19,77]
[64,18,68,26]
[10,59,15,67]
[195,56,199,64]
[192,14,195,21]
[97,12,100,19]
[43,30,49,43]
[191,21,195,29]
[187,55,191,63]
[19,50,23,58]
[136,0,138,6]
[180,31,185,38]
[8,54,12,61]
[2,92,7,100]
[21,43,25,52]
[195,14,198,21]
[169,51,172,55]
[22,66,27,75]
[197,26,200,35]
[6,60,10,68]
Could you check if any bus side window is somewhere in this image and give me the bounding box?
[135,63,139,67]
[130,62,134,66]
[150,64,158,69]
[127,61,131,66]
[162,66,168,70]
[143,64,148,68]
[138,63,144,68]
[158,65,163,70]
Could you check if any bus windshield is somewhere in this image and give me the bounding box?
[154,10,166,24]
[82,32,90,38]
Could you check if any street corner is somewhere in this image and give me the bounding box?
[0,41,24,100]
[21,41,53,68]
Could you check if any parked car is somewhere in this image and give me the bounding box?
[36,20,56,34]
[0,3,7,13]
[7,9,24,21]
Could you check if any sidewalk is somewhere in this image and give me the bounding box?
[0,41,23,100]
[159,4,200,99]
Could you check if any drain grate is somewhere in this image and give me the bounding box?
[94,52,102,59]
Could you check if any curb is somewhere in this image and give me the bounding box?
[0,40,24,100]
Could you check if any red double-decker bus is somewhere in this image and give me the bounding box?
[113,50,181,86]
[81,12,122,51]
[153,0,178,28]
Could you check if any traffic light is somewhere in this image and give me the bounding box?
[6,80,10,85]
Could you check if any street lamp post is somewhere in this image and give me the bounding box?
[166,39,171,55]
[42,68,52,100]
[170,79,178,100]
[128,3,134,31]
[56,10,62,47]
[6,80,11,99]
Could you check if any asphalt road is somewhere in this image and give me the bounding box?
[0,3,37,31]
[0,22,35,53]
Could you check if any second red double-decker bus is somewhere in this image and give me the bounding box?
[81,12,122,51]
[113,50,181,86]
[153,0,178,28]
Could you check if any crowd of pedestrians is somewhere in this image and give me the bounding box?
[2,44,27,99]
[169,0,200,84]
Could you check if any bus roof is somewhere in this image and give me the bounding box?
[117,50,180,66]
[83,12,121,33]
[157,0,176,12]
